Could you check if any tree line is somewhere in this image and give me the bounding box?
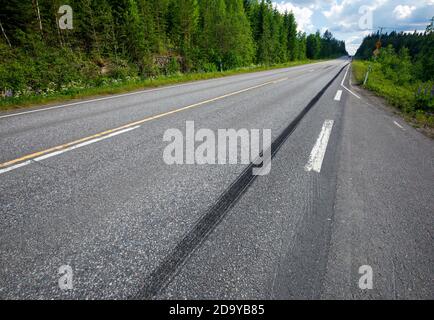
[355,17,434,82]
[353,17,433,117]
[0,0,347,95]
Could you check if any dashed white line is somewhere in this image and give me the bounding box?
[393,121,405,130]
[334,90,343,101]
[0,126,140,175]
[305,120,334,173]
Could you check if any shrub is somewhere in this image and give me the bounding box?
[377,45,413,85]
[167,57,181,75]
[201,62,218,73]
[352,47,434,128]
[415,83,434,112]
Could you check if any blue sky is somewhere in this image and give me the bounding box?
[273,0,434,55]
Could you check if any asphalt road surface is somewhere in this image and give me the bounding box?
[0,58,432,299]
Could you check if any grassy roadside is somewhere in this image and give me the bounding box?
[352,60,434,130]
[0,59,323,112]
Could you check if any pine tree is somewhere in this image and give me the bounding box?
[297,31,307,60]
[169,0,199,70]
[306,31,321,59]
[199,0,227,69]
[285,11,298,61]
[426,16,433,33]
[148,0,169,53]
[222,0,255,68]
[255,0,274,64]
[124,0,147,66]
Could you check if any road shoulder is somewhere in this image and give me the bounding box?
[321,77,434,299]
[349,67,434,139]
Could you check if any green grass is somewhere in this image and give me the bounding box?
[0,59,323,111]
[352,60,367,84]
[352,60,434,129]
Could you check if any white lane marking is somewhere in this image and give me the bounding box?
[305,120,334,173]
[341,65,361,99]
[334,90,343,101]
[0,75,289,173]
[0,82,202,119]
[0,160,33,175]
[33,126,140,162]
[393,121,405,130]
[340,65,348,86]
[273,77,289,83]
[0,126,140,175]
[342,85,360,99]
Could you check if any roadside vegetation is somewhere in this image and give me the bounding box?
[352,18,434,129]
[0,59,321,110]
[0,0,346,110]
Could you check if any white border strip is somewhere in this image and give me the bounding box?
[0,126,140,175]
[341,65,361,99]
[0,62,325,120]
[393,121,405,130]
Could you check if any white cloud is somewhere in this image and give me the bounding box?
[273,0,433,55]
[323,0,345,18]
[371,0,389,10]
[274,1,314,32]
[393,5,417,20]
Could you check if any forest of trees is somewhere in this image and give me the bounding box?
[355,18,434,82]
[0,0,347,98]
[353,17,433,122]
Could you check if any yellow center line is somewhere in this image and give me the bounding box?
[0,77,288,169]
